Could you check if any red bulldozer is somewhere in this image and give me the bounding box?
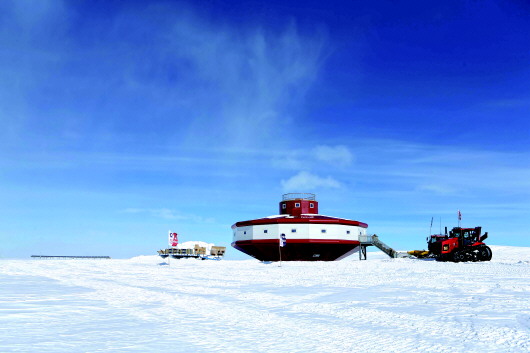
[426,226,492,262]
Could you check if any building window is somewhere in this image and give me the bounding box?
[264,229,268,233]
[282,204,286,209]
[291,229,296,233]
[295,203,300,207]
[310,203,314,208]
[321,229,326,233]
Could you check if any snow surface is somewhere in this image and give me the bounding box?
[1,245,529,352]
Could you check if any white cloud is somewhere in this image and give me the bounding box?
[271,145,355,171]
[0,2,325,151]
[121,208,215,223]
[416,184,457,195]
[164,17,325,149]
[271,151,305,170]
[281,171,341,191]
[314,145,354,167]
[352,138,530,199]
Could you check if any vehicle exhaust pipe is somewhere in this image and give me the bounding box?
[480,232,488,242]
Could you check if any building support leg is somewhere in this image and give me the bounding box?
[359,245,367,260]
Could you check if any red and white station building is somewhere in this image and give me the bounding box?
[231,193,368,261]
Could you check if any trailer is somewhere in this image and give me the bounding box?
[157,244,226,260]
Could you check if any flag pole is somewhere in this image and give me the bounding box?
[429,216,433,235]
[278,233,286,267]
[278,236,282,267]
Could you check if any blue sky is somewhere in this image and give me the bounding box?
[1,0,529,259]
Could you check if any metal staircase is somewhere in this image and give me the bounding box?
[358,234,408,260]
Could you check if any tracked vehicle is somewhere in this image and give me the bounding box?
[427,226,492,262]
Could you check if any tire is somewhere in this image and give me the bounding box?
[471,250,479,262]
[464,250,475,262]
[478,246,492,261]
[451,252,458,262]
[453,251,465,262]
[462,251,469,262]
[458,251,466,262]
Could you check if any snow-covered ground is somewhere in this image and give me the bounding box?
[1,245,529,353]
